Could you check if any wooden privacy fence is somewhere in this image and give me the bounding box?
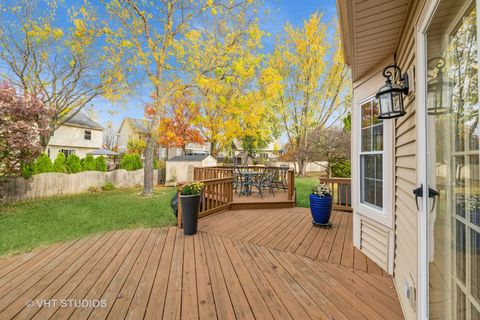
[177,176,234,228]
[319,177,352,212]
[0,169,159,204]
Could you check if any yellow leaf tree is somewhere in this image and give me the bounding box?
[180,2,280,157]
[270,13,351,175]
[104,0,260,195]
[0,0,130,148]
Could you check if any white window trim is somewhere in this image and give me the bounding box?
[353,95,395,228]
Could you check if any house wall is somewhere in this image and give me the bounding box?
[350,1,424,319]
[47,125,103,159]
[351,56,396,273]
[392,2,424,319]
[117,121,134,153]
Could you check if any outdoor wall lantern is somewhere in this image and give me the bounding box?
[427,57,455,115]
[376,64,409,119]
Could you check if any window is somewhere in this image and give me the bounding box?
[84,130,92,140]
[60,149,76,157]
[360,99,384,209]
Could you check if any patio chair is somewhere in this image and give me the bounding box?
[251,170,275,199]
[273,166,288,191]
[233,168,241,193]
[237,169,252,196]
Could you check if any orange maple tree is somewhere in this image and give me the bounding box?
[154,93,205,155]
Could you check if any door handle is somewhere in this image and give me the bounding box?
[413,184,439,212]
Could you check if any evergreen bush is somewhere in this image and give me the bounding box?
[95,156,107,172]
[53,153,67,173]
[20,161,37,179]
[82,154,96,171]
[36,153,53,173]
[120,154,143,171]
[65,154,82,173]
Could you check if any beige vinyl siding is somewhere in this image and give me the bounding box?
[360,218,389,270]
[391,1,425,319]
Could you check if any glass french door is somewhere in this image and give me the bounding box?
[426,1,480,319]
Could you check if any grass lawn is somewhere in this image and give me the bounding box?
[295,176,319,208]
[0,187,177,257]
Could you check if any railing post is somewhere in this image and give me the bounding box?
[288,169,295,201]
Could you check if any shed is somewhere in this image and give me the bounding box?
[166,155,217,184]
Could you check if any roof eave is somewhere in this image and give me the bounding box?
[336,0,354,67]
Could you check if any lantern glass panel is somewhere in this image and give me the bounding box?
[442,79,454,112]
[379,91,392,116]
[392,91,403,112]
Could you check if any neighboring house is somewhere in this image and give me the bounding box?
[47,113,103,159]
[118,117,210,159]
[117,117,149,154]
[233,152,255,165]
[222,139,280,161]
[337,1,479,319]
[165,155,217,184]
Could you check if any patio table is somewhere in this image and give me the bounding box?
[239,171,263,196]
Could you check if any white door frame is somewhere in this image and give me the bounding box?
[416,1,480,319]
[416,0,440,319]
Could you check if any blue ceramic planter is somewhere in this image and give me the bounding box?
[309,194,333,224]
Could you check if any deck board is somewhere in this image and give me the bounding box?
[0,209,403,320]
[200,208,386,274]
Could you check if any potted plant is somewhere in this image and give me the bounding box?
[179,182,205,235]
[309,184,333,226]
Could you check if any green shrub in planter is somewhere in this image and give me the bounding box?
[36,153,53,173]
[20,161,37,178]
[95,156,107,172]
[82,154,96,171]
[101,182,115,191]
[53,153,67,173]
[65,154,82,173]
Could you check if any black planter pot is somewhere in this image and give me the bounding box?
[180,194,201,235]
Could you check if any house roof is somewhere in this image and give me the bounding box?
[235,151,255,159]
[336,0,411,81]
[127,118,150,133]
[231,139,243,151]
[167,155,214,162]
[65,113,103,130]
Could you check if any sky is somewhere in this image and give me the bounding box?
[90,0,338,133]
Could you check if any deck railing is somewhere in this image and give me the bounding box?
[193,167,233,180]
[177,176,234,228]
[178,166,295,228]
[319,178,352,212]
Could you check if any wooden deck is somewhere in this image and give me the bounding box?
[0,209,403,319]
[200,207,386,275]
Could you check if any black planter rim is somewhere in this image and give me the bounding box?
[179,194,201,198]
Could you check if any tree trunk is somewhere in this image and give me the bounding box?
[142,135,156,196]
[297,158,307,177]
[210,140,219,158]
